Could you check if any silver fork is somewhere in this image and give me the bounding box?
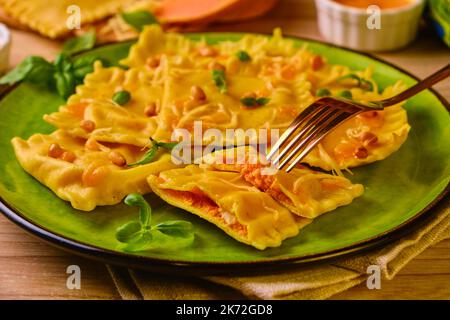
[267,63,450,172]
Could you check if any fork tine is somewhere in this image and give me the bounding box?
[285,111,355,172]
[267,101,324,160]
[271,106,338,165]
[276,108,346,170]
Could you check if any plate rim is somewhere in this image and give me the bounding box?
[0,32,449,275]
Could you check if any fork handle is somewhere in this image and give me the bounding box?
[379,63,450,107]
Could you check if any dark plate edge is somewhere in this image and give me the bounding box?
[0,32,448,276]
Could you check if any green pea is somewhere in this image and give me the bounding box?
[316,88,331,97]
[337,90,352,99]
[112,90,131,105]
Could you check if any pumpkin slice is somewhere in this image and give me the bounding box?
[159,0,278,24]
[148,165,311,249]
[11,130,180,211]
[217,0,279,23]
[159,0,241,24]
[202,146,364,218]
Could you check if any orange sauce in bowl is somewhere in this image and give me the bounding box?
[333,0,413,9]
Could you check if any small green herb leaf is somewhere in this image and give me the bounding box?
[337,74,361,85]
[240,97,270,107]
[122,231,154,252]
[212,69,227,93]
[240,97,257,106]
[235,50,251,62]
[53,54,75,100]
[0,56,53,85]
[154,220,194,238]
[54,53,73,73]
[360,78,374,91]
[128,143,159,167]
[316,88,331,97]
[112,90,131,105]
[337,90,353,99]
[54,71,76,100]
[256,97,270,106]
[116,194,195,251]
[155,140,179,150]
[128,139,178,167]
[116,221,142,243]
[73,56,98,79]
[124,194,152,226]
[121,10,159,31]
[62,30,96,56]
[337,73,374,91]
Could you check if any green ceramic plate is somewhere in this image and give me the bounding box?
[0,33,449,274]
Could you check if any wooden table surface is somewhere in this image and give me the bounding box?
[1,0,449,300]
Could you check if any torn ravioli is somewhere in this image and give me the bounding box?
[148,165,311,250]
[202,147,364,219]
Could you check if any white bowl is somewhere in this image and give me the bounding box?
[0,23,10,75]
[314,0,426,52]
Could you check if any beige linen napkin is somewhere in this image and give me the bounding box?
[107,197,450,300]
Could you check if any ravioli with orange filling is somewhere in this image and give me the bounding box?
[202,147,364,218]
[11,130,179,211]
[148,165,311,250]
[304,81,410,171]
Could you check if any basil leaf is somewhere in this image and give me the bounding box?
[62,30,96,56]
[128,143,159,167]
[360,78,374,91]
[212,69,227,93]
[236,50,251,62]
[115,221,142,243]
[123,231,154,252]
[337,74,373,91]
[337,74,361,86]
[154,221,194,238]
[121,11,159,31]
[256,97,270,106]
[155,141,179,150]
[0,56,54,85]
[124,193,152,226]
[72,56,101,80]
[240,97,257,107]
[54,71,76,100]
[240,97,270,107]
[54,54,73,73]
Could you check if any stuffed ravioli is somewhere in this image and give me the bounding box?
[12,130,179,211]
[202,147,364,218]
[148,165,311,250]
[44,62,164,147]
